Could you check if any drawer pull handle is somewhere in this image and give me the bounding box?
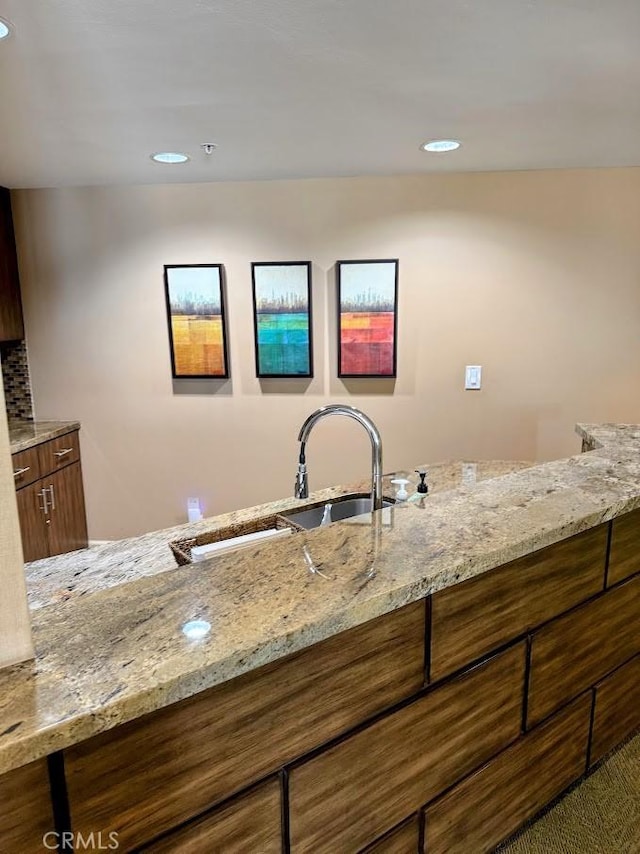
[54,448,73,458]
[13,466,31,478]
[38,489,49,515]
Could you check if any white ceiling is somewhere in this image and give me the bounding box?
[1,0,639,188]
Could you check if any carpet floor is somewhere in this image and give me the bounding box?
[498,734,640,853]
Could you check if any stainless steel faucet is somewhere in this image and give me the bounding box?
[294,404,384,511]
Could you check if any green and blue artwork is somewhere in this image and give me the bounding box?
[251,262,313,377]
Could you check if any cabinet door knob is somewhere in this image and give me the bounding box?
[13,466,30,478]
[54,448,73,458]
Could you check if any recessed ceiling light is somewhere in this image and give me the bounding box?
[151,151,189,164]
[0,18,12,39]
[420,139,461,153]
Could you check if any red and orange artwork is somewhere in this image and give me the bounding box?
[338,260,398,377]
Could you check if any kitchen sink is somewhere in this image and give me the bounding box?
[282,493,395,530]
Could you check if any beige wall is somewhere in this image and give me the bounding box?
[12,168,640,540]
[0,372,33,667]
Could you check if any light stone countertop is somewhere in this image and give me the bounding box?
[24,460,531,610]
[0,423,638,775]
[8,419,81,454]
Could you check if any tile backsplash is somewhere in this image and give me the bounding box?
[1,340,33,421]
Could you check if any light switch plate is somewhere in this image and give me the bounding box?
[465,365,482,390]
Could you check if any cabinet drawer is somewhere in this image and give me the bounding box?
[288,644,525,854]
[0,759,56,853]
[527,574,640,727]
[431,525,607,680]
[425,694,591,854]
[140,780,282,853]
[590,655,640,766]
[608,509,640,587]
[11,446,41,489]
[66,602,425,851]
[38,430,80,475]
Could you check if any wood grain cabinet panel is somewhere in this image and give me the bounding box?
[0,186,24,342]
[430,525,607,680]
[37,431,80,475]
[11,446,40,489]
[42,462,89,557]
[65,602,425,851]
[608,509,640,586]
[140,780,282,853]
[363,817,420,854]
[288,643,525,854]
[15,481,50,562]
[425,694,592,854]
[590,655,640,766]
[527,574,640,727]
[13,431,88,562]
[0,759,55,853]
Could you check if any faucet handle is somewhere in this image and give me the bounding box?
[295,462,308,499]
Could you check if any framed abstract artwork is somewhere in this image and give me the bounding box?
[251,261,313,378]
[164,264,229,378]
[337,259,398,378]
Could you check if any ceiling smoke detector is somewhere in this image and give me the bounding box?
[201,143,217,155]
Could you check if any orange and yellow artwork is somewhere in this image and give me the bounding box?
[164,265,229,378]
[170,315,226,376]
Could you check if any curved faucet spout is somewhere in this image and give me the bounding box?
[294,404,384,511]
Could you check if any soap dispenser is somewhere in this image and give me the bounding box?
[415,470,429,494]
[391,478,410,501]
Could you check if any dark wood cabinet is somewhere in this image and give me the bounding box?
[366,818,421,854]
[425,694,592,854]
[0,186,25,342]
[607,508,640,586]
[140,780,282,853]
[431,525,607,680]
[42,462,88,556]
[0,759,56,853]
[527,573,640,727]
[12,429,88,562]
[15,480,51,562]
[590,655,640,766]
[288,644,525,853]
[65,602,425,851]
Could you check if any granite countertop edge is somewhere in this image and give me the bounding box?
[8,420,81,454]
[1,422,639,775]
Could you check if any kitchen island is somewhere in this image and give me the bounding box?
[1,424,639,852]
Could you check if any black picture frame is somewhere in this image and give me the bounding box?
[251,261,313,378]
[164,264,230,379]
[336,258,398,378]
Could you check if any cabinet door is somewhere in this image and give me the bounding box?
[15,482,50,562]
[44,463,88,556]
[0,186,24,342]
